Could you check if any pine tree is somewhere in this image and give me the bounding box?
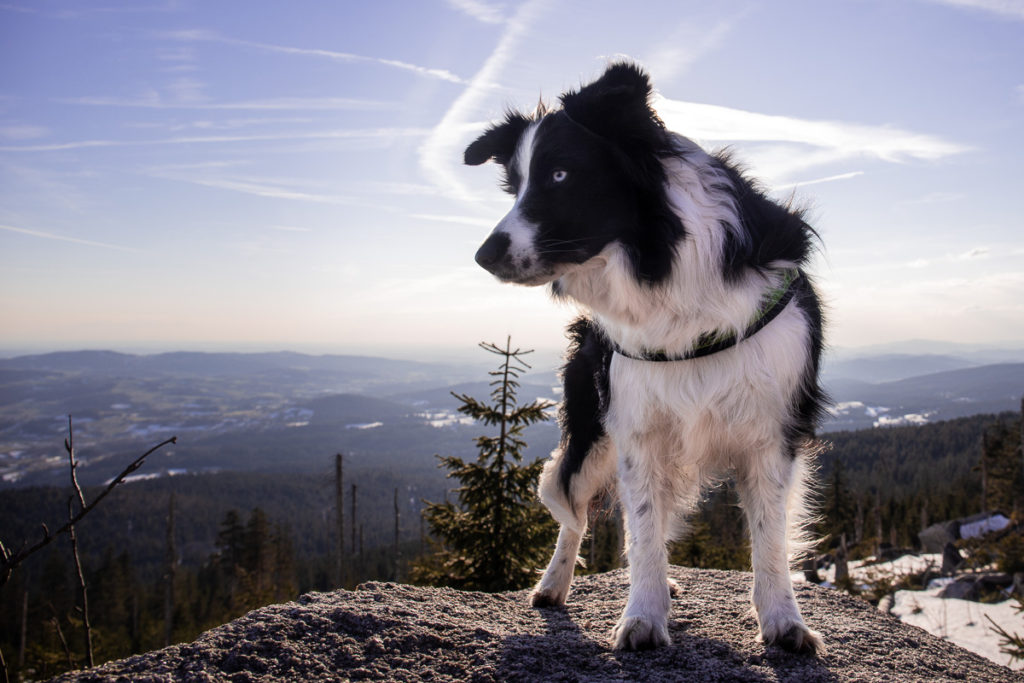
[412,338,558,592]
[822,457,857,546]
[980,419,1022,515]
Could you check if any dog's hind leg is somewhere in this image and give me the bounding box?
[736,444,824,655]
[532,436,616,607]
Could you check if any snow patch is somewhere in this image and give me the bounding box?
[892,587,1024,671]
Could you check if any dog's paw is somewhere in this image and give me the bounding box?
[667,578,680,599]
[611,615,670,651]
[759,619,825,656]
[530,586,567,608]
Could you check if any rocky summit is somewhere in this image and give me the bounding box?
[53,566,1022,682]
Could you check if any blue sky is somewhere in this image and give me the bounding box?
[1,0,1022,359]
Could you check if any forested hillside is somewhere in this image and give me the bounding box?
[1,407,1021,678]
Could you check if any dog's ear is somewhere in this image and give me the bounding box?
[464,111,531,166]
[560,62,664,141]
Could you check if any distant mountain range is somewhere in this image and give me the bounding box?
[1,346,1022,486]
[820,347,1024,431]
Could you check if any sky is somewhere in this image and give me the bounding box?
[1,0,1022,360]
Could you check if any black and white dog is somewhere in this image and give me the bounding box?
[465,62,827,654]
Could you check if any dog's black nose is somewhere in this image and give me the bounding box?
[475,231,511,270]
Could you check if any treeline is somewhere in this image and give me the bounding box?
[817,409,1022,558]
[0,467,441,680]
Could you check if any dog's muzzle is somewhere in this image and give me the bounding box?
[475,231,512,274]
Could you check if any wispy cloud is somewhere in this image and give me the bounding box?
[270,225,313,232]
[149,171,401,211]
[408,213,496,227]
[907,246,991,268]
[156,45,200,75]
[642,14,743,83]
[419,0,551,202]
[168,177,357,204]
[0,3,37,13]
[897,191,967,206]
[830,245,995,274]
[127,116,317,134]
[921,0,1024,20]
[58,94,392,111]
[445,0,507,24]
[166,29,468,84]
[0,127,429,152]
[655,97,970,162]
[771,171,865,191]
[654,97,970,182]
[0,124,49,140]
[1,2,178,18]
[0,224,140,252]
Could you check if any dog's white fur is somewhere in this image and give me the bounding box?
[494,130,824,652]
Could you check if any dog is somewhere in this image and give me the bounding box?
[464,62,827,654]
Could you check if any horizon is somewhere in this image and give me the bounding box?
[2,336,1024,367]
[2,1,1023,353]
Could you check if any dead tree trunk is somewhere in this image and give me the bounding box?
[68,503,93,668]
[391,485,399,581]
[164,493,176,647]
[18,587,28,669]
[65,417,94,668]
[835,533,850,584]
[351,484,358,556]
[335,453,344,587]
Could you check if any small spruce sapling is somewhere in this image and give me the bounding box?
[413,338,558,591]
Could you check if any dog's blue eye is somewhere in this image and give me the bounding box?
[552,169,568,183]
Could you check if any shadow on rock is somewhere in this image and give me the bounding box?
[497,606,834,683]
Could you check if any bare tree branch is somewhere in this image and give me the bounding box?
[65,416,87,510]
[67,497,94,668]
[48,602,74,669]
[0,435,177,587]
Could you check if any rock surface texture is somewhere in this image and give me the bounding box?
[54,567,1022,682]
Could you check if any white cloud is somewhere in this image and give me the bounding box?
[771,171,865,191]
[419,0,551,203]
[821,268,1024,346]
[827,245,995,274]
[0,127,429,152]
[655,97,969,161]
[642,15,742,83]
[0,223,140,252]
[270,225,313,232]
[922,0,1024,20]
[897,191,967,206]
[58,95,392,111]
[165,30,468,84]
[173,177,356,204]
[164,77,208,104]
[408,213,495,227]
[0,124,48,140]
[156,45,199,74]
[654,97,971,183]
[446,0,506,24]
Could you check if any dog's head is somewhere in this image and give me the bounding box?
[465,62,681,286]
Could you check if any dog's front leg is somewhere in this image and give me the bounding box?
[532,524,584,607]
[532,437,616,607]
[611,446,672,650]
[737,450,824,655]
